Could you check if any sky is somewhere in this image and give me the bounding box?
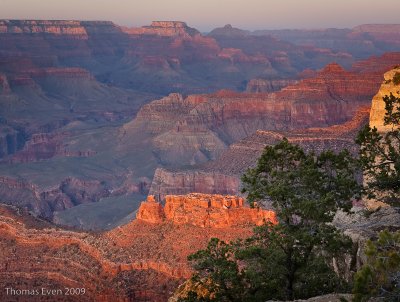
[0,0,399,31]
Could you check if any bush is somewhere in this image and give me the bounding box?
[353,230,400,302]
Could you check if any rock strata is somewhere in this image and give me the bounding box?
[0,20,89,38]
[137,194,277,228]
[246,78,299,93]
[150,106,370,197]
[124,21,200,37]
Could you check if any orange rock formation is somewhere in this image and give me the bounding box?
[137,194,277,228]
[369,67,400,132]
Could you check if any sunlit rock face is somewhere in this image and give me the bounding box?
[136,194,277,228]
[369,67,400,132]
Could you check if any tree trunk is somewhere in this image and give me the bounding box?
[286,248,295,300]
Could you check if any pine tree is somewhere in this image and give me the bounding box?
[353,230,400,302]
[356,92,400,206]
[179,140,361,301]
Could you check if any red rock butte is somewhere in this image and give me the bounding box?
[137,194,277,228]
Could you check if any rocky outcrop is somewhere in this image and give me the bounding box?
[246,78,299,93]
[0,205,183,301]
[137,194,276,228]
[3,132,96,163]
[369,67,400,132]
[125,21,200,37]
[126,93,207,134]
[149,168,240,200]
[0,20,88,38]
[208,24,250,37]
[333,206,400,273]
[136,195,165,223]
[351,52,400,73]
[0,176,111,218]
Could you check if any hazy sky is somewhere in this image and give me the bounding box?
[0,0,399,31]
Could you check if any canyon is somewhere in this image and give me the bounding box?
[0,52,399,227]
[0,20,399,229]
[0,19,400,302]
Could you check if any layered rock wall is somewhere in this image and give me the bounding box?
[0,20,89,38]
[150,106,370,197]
[246,78,299,93]
[124,21,200,37]
[136,194,277,228]
[149,168,240,200]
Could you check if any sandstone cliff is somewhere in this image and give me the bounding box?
[124,21,200,37]
[149,168,240,200]
[369,67,400,132]
[137,194,276,228]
